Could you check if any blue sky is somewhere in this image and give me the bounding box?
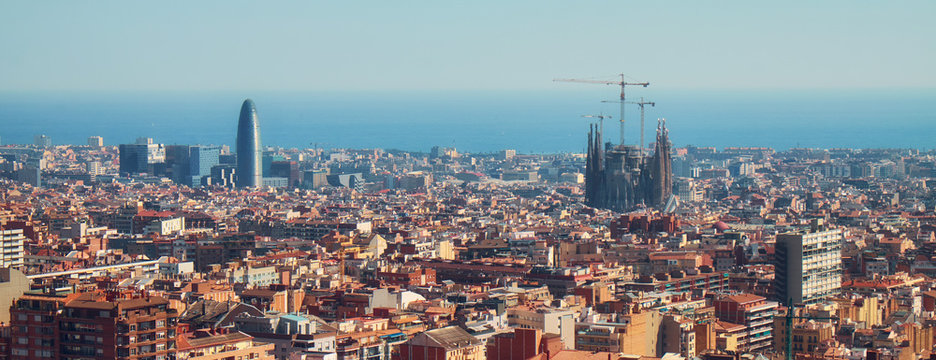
[1,1,933,91]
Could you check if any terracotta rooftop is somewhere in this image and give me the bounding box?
[721,293,765,304]
[178,331,252,350]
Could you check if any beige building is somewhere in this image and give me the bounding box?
[773,318,835,356]
[0,267,29,323]
[713,321,745,353]
[575,311,662,356]
[832,296,882,328]
[508,306,576,349]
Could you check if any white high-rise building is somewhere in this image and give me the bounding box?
[86,161,104,176]
[774,219,843,306]
[0,229,26,269]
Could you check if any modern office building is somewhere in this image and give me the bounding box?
[327,173,364,190]
[119,138,166,175]
[211,164,237,188]
[166,145,220,187]
[269,160,301,188]
[33,134,51,148]
[236,99,262,187]
[262,153,285,177]
[774,219,843,306]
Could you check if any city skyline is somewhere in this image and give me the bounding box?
[1,3,935,360]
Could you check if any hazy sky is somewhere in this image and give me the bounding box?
[1,1,933,91]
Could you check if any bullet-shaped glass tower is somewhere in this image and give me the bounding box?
[236,99,262,187]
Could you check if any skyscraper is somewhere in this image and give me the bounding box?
[118,139,166,175]
[773,219,843,306]
[166,145,220,187]
[236,99,262,187]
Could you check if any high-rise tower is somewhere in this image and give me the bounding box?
[236,99,262,187]
[773,219,843,306]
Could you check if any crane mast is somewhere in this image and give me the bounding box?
[629,98,655,157]
[555,74,649,145]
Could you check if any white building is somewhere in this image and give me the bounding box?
[676,178,704,202]
[368,288,426,313]
[145,217,185,236]
[231,265,278,287]
[158,261,195,276]
[0,229,26,269]
[506,307,576,349]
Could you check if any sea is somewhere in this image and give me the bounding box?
[0,89,933,154]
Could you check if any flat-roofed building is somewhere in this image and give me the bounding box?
[714,294,778,353]
[0,229,25,269]
[774,219,843,306]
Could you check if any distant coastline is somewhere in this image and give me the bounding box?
[0,89,933,153]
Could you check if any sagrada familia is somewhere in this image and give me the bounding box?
[585,119,673,211]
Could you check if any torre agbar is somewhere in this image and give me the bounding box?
[235,99,262,187]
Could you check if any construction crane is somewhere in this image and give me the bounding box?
[630,98,655,156]
[555,74,649,145]
[602,98,655,156]
[781,299,838,360]
[582,114,613,135]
